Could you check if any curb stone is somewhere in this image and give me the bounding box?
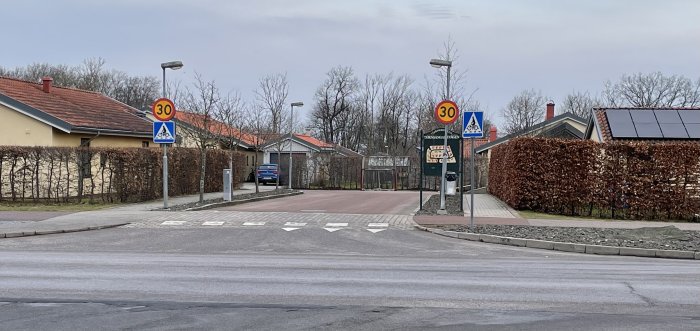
[656,250,695,259]
[619,247,656,257]
[185,191,303,211]
[1,223,127,240]
[418,227,698,260]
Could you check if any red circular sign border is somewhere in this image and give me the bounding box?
[434,100,459,125]
[152,98,176,121]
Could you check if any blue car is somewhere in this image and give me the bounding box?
[256,164,279,185]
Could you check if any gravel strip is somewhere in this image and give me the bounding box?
[415,194,464,216]
[167,189,299,211]
[436,224,700,252]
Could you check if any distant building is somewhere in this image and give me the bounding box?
[0,76,153,147]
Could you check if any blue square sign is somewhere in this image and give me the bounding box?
[462,111,484,138]
[153,121,176,144]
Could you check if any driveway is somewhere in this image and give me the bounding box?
[219,190,425,215]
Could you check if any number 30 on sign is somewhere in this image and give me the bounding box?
[434,100,459,125]
[152,98,176,121]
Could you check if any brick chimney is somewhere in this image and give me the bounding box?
[546,102,555,121]
[42,77,53,93]
[489,126,498,142]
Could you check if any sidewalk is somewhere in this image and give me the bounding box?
[0,183,275,238]
[414,193,700,231]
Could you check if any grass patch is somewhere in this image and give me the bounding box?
[0,201,116,212]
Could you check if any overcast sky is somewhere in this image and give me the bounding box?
[3,0,699,128]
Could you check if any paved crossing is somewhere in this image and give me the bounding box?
[121,210,415,230]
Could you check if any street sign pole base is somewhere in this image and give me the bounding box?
[437,209,448,215]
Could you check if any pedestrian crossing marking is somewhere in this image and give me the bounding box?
[161,221,186,225]
[325,223,348,227]
[367,228,386,233]
[368,223,389,227]
[243,222,266,226]
[203,221,224,226]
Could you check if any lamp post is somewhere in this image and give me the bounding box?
[429,59,452,214]
[160,60,183,209]
[289,102,304,189]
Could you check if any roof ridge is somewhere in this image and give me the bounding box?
[0,76,102,95]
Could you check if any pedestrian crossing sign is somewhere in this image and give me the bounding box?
[462,111,484,138]
[153,121,176,144]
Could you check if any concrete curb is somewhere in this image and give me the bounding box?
[184,191,303,211]
[0,223,127,240]
[415,225,698,260]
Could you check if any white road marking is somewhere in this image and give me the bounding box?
[282,227,300,232]
[367,228,386,233]
[284,222,307,227]
[368,223,389,227]
[202,221,225,226]
[324,228,343,232]
[243,222,266,226]
[161,221,186,226]
[300,210,326,213]
[325,223,348,227]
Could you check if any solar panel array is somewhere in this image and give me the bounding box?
[605,109,700,139]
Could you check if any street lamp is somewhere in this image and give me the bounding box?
[289,101,304,189]
[429,58,452,214]
[160,60,183,209]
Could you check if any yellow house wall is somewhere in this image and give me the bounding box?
[52,130,152,148]
[0,104,54,146]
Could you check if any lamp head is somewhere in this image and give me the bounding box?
[161,61,184,70]
[291,102,304,107]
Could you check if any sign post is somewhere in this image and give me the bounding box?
[434,100,459,214]
[152,98,177,209]
[462,110,484,229]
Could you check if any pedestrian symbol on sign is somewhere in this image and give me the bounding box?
[156,125,173,140]
[464,113,481,134]
[153,121,176,144]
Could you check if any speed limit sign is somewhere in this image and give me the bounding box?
[434,100,459,125]
[152,98,176,121]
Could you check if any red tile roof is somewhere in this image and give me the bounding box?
[294,134,335,149]
[175,111,259,146]
[592,107,700,143]
[0,76,151,135]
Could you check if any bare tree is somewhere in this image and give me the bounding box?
[603,72,700,108]
[215,91,247,191]
[182,73,220,203]
[244,105,272,193]
[310,66,359,144]
[501,89,549,135]
[255,73,289,188]
[561,91,600,119]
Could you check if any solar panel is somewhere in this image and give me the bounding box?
[659,123,689,139]
[685,124,700,138]
[654,110,682,123]
[634,122,663,138]
[630,110,656,123]
[606,110,637,138]
[678,110,700,124]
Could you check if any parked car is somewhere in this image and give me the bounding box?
[256,164,279,185]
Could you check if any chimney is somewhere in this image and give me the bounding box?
[489,126,498,142]
[546,102,555,121]
[42,77,53,93]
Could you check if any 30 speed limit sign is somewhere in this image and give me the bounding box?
[152,98,176,121]
[434,100,459,125]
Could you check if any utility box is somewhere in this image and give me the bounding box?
[223,169,232,201]
[445,171,457,196]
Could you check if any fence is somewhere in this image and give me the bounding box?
[0,146,244,203]
[488,138,700,221]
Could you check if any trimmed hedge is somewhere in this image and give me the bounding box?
[0,146,244,203]
[488,138,700,221]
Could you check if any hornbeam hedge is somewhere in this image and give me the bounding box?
[488,138,700,221]
[0,146,244,203]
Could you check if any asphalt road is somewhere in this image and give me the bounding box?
[1,225,700,330]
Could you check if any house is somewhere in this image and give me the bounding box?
[261,133,362,186]
[585,107,700,142]
[0,76,154,147]
[173,111,262,182]
[475,102,587,158]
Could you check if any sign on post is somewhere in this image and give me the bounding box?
[435,100,459,125]
[153,121,176,144]
[421,128,461,177]
[462,110,484,138]
[152,98,176,121]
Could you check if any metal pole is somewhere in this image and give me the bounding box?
[438,65,451,213]
[162,68,169,209]
[459,135,463,212]
[419,130,423,210]
[288,105,294,190]
[470,137,475,229]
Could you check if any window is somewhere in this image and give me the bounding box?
[142,141,149,148]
